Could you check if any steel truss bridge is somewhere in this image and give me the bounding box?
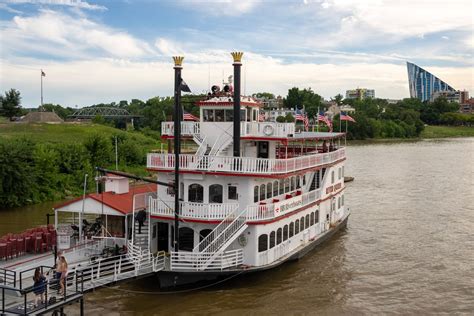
[69,107,141,119]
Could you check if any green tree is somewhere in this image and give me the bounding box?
[0,89,22,119]
[332,94,343,105]
[253,92,275,99]
[84,134,113,168]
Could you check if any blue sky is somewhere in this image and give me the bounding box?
[0,0,472,107]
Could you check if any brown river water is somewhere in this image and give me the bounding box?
[1,138,473,315]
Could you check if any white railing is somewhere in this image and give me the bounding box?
[147,148,345,174]
[241,122,295,138]
[149,199,238,220]
[170,249,243,271]
[161,121,200,136]
[161,121,295,138]
[193,207,245,253]
[246,189,322,221]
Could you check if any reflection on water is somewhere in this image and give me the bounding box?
[2,138,473,314]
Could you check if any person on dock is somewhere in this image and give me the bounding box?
[135,209,147,234]
[58,255,68,295]
[33,267,46,308]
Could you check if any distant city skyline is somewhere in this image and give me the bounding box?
[0,0,472,107]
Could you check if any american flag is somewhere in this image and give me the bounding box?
[258,112,266,122]
[183,111,199,121]
[295,109,309,131]
[41,70,46,77]
[340,111,356,123]
[317,111,333,132]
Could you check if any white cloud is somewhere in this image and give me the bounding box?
[6,0,107,11]
[302,0,472,48]
[1,10,153,59]
[0,3,23,13]
[1,54,472,107]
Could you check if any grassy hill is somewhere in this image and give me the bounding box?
[0,122,162,152]
[420,125,474,138]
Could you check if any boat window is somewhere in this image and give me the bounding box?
[215,110,225,122]
[258,234,268,252]
[178,227,194,251]
[188,183,204,203]
[228,185,238,200]
[342,194,344,206]
[203,109,214,122]
[305,215,310,229]
[273,181,278,196]
[289,222,294,237]
[240,109,246,122]
[225,109,234,122]
[279,179,284,194]
[260,184,266,201]
[209,184,223,203]
[296,176,301,189]
[253,109,258,122]
[338,197,341,208]
[338,167,342,180]
[283,225,288,241]
[254,186,259,203]
[277,228,282,245]
[295,220,300,234]
[269,231,276,249]
[290,177,295,191]
[315,210,319,223]
[199,229,212,242]
[310,212,315,226]
[179,182,184,200]
[302,174,306,186]
[246,107,252,121]
[331,171,335,184]
[342,166,345,177]
[266,183,272,199]
[284,178,290,193]
[300,217,304,232]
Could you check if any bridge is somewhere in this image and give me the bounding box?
[69,107,142,119]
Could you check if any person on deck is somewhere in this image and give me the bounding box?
[58,256,68,295]
[135,210,147,234]
[32,267,46,308]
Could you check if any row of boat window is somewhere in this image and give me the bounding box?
[254,175,305,202]
[258,210,319,252]
[174,183,238,203]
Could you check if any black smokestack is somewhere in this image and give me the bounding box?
[231,52,243,157]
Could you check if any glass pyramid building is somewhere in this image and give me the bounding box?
[407,62,456,102]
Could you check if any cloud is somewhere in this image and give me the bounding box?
[2,54,472,107]
[0,3,23,13]
[5,0,107,11]
[1,10,153,59]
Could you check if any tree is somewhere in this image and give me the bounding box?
[84,134,113,168]
[253,92,275,99]
[332,94,343,105]
[1,89,22,119]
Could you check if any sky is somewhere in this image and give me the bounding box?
[0,0,472,107]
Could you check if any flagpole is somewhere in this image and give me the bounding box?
[339,111,342,133]
[317,106,320,133]
[40,69,43,108]
[345,120,348,147]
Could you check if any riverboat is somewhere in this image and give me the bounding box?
[0,53,349,311]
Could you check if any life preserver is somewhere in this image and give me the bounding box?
[263,124,274,136]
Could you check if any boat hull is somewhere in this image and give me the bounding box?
[156,213,350,289]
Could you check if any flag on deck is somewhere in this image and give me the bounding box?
[295,109,309,131]
[41,70,46,77]
[183,111,199,121]
[258,112,266,122]
[340,111,356,123]
[180,79,191,92]
[317,111,332,132]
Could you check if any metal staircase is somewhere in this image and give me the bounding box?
[192,208,248,270]
[133,217,149,250]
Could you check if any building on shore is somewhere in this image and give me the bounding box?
[430,90,469,104]
[460,98,474,114]
[345,88,375,100]
[253,95,284,109]
[406,62,457,102]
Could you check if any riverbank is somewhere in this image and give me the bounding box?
[419,125,474,138]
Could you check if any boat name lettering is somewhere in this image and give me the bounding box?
[274,196,303,214]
